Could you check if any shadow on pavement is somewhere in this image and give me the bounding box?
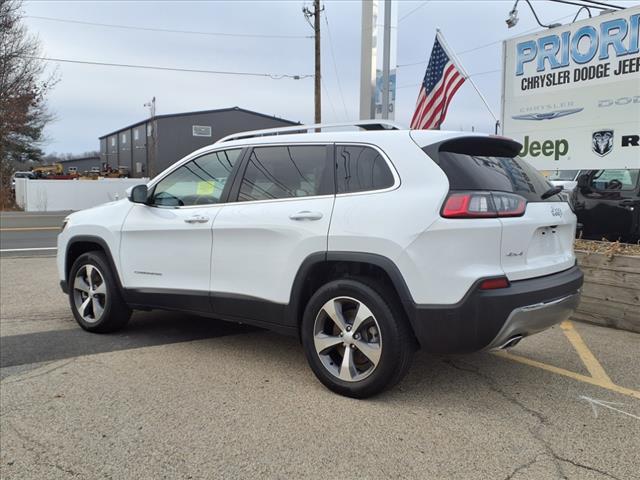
[0,310,258,368]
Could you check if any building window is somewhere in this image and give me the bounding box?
[147,124,153,137]
[121,133,127,144]
[133,129,139,141]
[111,137,116,147]
[192,125,212,137]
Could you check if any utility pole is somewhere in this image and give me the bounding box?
[303,1,322,125]
[144,96,156,178]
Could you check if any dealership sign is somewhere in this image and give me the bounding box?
[501,6,640,170]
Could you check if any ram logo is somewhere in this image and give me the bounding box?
[592,130,614,157]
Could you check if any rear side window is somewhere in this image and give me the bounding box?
[237,145,331,202]
[336,145,394,194]
[423,138,556,202]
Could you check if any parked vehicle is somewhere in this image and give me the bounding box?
[573,169,640,243]
[11,171,36,190]
[57,122,583,398]
[547,169,581,193]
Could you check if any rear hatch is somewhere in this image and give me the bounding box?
[419,135,576,281]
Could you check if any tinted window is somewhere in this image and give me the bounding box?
[589,169,639,191]
[151,149,241,206]
[237,146,331,202]
[429,150,556,202]
[335,145,394,194]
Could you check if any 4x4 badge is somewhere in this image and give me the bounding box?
[592,130,614,157]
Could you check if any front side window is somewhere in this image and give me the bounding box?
[335,145,395,194]
[589,169,639,191]
[237,145,331,202]
[151,149,242,207]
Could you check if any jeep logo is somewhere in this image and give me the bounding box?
[520,136,569,161]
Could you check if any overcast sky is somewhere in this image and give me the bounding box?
[21,0,640,155]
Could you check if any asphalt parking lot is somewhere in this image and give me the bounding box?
[1,243,639,478]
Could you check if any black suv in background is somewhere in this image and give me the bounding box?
[573,169,640,243]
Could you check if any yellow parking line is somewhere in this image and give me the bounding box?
[0,227,60,232]
[493,351,640,400]
[560,320,612,384]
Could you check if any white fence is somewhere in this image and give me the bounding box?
[14,178,148,212]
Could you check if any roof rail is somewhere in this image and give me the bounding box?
[216,120,404,143]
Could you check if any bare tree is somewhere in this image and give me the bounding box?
[0,0,57,208]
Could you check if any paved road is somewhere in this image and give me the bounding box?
[1,256,639,479]
[0,212,68,257]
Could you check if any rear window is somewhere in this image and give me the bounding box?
[548,170,579,181]
[423,137,557,202]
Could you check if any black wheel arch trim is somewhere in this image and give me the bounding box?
[64,235,124,293]
[286,251,418,327]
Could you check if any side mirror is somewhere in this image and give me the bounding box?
[576,173,590,190]
[127,184,148,204]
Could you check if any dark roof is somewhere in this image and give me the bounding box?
[58,155,101,163]
[99,106,300,139]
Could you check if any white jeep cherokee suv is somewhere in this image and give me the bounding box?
[57,122,583,398]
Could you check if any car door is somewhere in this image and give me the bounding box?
[210,144,334,326]
[120,148,244,312]
[576,169,640,240]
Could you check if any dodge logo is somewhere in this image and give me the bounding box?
[592,130,614,157]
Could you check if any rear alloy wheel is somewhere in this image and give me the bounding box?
[302,278,414,398]
[68,251,131,333]
[313,297,382,382]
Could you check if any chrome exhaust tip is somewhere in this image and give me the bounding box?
[499,335,523,349]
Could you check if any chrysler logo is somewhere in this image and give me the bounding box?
[592,130,614,157]
[512,108,583,121]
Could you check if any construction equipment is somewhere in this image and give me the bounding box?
[32,163,63,178]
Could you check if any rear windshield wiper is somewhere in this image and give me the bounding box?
[541,185,564,200]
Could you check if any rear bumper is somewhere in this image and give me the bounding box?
[408,265,583,353]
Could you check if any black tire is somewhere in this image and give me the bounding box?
[68,251,131,333]
[301,277,414,398]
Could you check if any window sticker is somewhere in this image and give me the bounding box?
[197,181,215,195]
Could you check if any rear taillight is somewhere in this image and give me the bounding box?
[441,191,526,219]
[479,277,510,290]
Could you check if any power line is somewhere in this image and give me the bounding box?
[324,11,349,121]
[399,1,431,22]
[25,15,313,39]
[28,56,313,79]
[397,12,575,68]
[321,78,339,120]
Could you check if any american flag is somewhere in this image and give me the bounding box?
[410,31,467,130]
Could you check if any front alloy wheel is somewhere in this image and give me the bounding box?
[68,251,131,333]
[73,264,107,323]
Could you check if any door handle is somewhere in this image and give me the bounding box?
[184,215,209,224]
[289,211,323,221]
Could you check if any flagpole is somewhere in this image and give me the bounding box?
[436,28,499,125]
